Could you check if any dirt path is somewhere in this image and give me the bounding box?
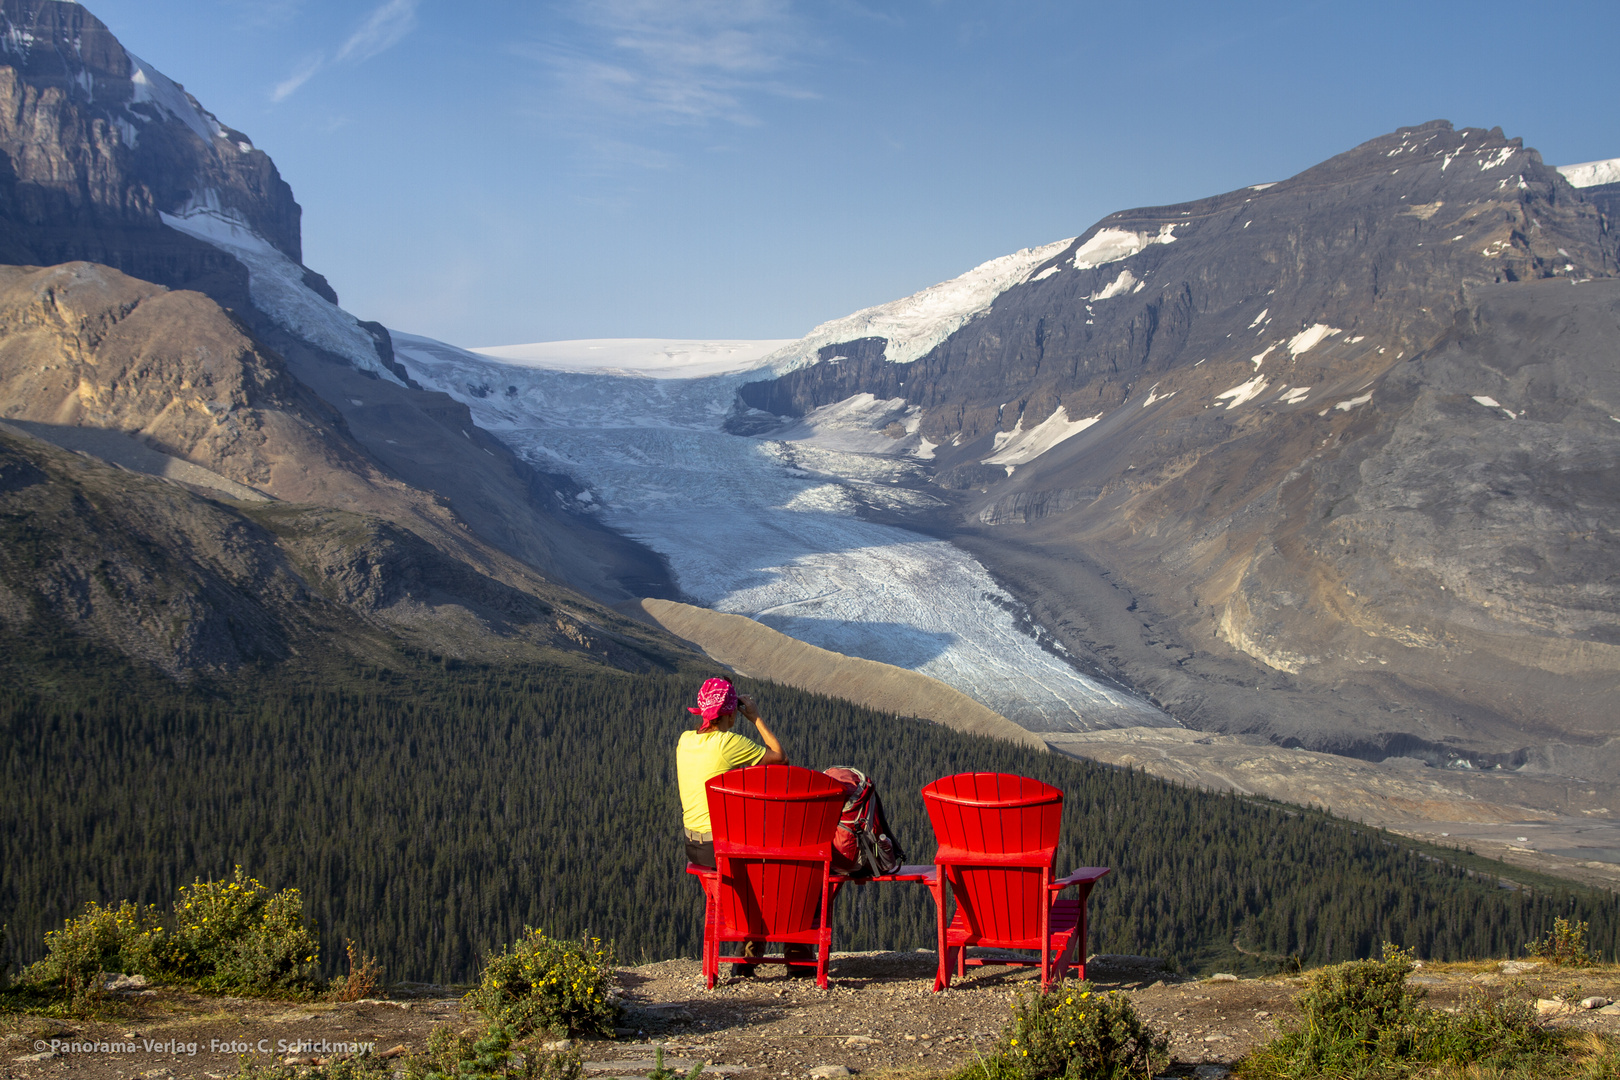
[4,957,1617,1079]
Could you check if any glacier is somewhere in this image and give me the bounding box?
[392,333,1173,733]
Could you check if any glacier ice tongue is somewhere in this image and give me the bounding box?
[391,333,1174,733]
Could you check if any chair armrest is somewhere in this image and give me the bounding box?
[1049,866,1110,891]
[686,863,716,877]
[866,865,938,884]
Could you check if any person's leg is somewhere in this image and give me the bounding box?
[684,839,714,868]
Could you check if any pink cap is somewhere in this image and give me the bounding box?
[688,677,738,730]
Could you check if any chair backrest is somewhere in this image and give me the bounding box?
[922,772,1064,943]
[707,765,844,937]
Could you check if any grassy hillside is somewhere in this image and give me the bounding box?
[2,629,1616,985]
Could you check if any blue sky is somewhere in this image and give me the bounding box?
[86,0,1620,348]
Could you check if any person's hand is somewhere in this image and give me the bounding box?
[737,693,759,720]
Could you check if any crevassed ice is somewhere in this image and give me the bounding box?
[757,237,1075,373]
[389,333,1173,733]
[160,192,397,383]
[1557,158,1620,188]
[470,338,791,380]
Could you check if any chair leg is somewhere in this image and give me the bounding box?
[932,881,950,992]
[702,877,719,990]
[1052,932,1081,985]
[1073,886,1091,983]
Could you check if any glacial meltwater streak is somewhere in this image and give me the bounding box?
[392,334,1172,732]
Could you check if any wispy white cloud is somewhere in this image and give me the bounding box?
[336,0,419,63]
[271,0,419,103]
[527,0,813,131]
[272,53,325,102]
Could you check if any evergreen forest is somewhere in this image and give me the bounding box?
[3,630,1616,985]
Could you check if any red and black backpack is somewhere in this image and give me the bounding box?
[822,766,905,877]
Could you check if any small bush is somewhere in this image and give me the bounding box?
[21,900,164,1009]
[463,929,619,1038]
[1528,917,1601,967]
[1252,943,1428,1076]
[953,981,1169,1080]
[328,939,382,1002]
[1243,943,1570,1080]
[646,1046,704,1080]
[403,1021,583,1080]
[164,866,320,994]
[228,1051,395,1079]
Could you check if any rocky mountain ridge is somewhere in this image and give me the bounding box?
[0,0,308,311]
[0,0,690,675]
[735,122,1620,775]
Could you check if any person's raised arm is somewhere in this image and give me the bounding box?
[738,694,788,765]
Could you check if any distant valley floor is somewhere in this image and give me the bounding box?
[1044,729,1620,893]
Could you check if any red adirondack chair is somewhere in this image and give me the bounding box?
[686,764,844,988]
[922,772,1109,991]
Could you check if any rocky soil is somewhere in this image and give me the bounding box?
[5,956,1618,1080]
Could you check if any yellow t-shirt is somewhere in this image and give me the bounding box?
[677,729,767,834]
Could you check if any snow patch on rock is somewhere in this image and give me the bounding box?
[1217,374,1270,409]
[161,192,397,382]
[1287,323,1342,357]
[1090,268,1137,301]
[125,50,223,144]
[769,394,933,458]
[1072,224,1177,270]
[982,406,1102,466]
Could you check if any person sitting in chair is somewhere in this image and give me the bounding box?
[676,676,790,977]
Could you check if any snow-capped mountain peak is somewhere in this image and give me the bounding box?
[757,237,1075,373]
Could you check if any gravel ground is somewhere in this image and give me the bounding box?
[4,956,1617,1080]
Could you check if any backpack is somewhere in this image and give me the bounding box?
[822,767,905,877]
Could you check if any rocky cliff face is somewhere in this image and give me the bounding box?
[738,121,1620,762]
[0,0,307,309]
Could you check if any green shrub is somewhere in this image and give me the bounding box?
[954,981,1169,1080]
[164,866,320,994]
[1251,943,1428,1077]
[646,1046,704,1080]
[20,900,164,1009]
[403,1021,583,1080]
[1528,918,1601,967]
[463,929,619,1038]
[227,1051,395,1079]
[1243,943,1570,1080]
